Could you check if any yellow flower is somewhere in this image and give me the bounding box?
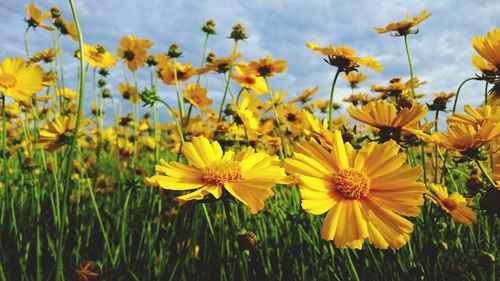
[374,10,432,36]
[472,54,497,74]
[231,62,269,94]
[248,55,287,77]
[235,92,259,131]
[183,83,212,111]
[285,131,425,249]
[288,86,319,104]
[61,21,78,41]
[430,121,500,152]
[306,42,383,72]
[37,113,88,152]
[0,57,44,103]
[197,53,242,75]
[347,101,428,139]
[447,105,499,128]
[56,88,79,101]
[343,92,374,106]
[343,72,368,88]
[81,44,118,69]
[117,35,154,72]
[30,48,60,63]
[157,54,196,85]
[42,71,58,87]
[118,82,140,104]
[371,77,426,99]
[145,136,286,214]
[25,3,55,31]
[472,28,500,67]
[493,153,500,183]
[428,184,477,225]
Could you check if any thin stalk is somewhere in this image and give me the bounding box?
[196,33,210,84]
[344,250,361,281]
[327,68,341,127]
[157,99,185,144]
[173,58,185,127]
[55,1,85,279]
[434,110,439,183]
[484,81,489,106]
[475,159,496,187]
[23,27,30,59]
[222,200,248,281]
[264,77,286,159]
[403,34,415,98]
[218,70,233,122]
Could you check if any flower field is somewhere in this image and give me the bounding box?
[0,2,499,281]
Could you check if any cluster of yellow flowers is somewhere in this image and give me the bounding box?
[1,3,499,252]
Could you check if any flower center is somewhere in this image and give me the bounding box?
[201,160,242,186]
[123,50,135,61]
[442,199,457,211]
[333,169,371,199]
[0,74,17,89]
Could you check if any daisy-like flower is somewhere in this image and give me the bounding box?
[60,21,78,41]
[156,54,196,85]
[285,131,425,249]
[371,77,426,99]
[235,92,259,131]
[343,72,368,88]
[42,71,58,87]
[427,184,477,225]
[347,101,428,141]
[25,3,55,31]
[248,55,287,78]
[81,44,118,69]
[472,28,500,67]
[118,82,140,104]
[343,92,374,106]
[183,83,213,112]
[37,113,88,152]
[30,48,60,63]
[145,136,286,214]
[196,53,242,75]
[117,35,154,72]
[0,57,44,103]
[56,87,79,101]
[472,54,497,75]
[306,42,383,73]
[428,92,456,111]
[447,105,500,128]
[427,121,500,154]
[231,62,269,94]
[374,10,432,36]
[288,86,319,104]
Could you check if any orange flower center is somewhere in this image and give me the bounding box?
[333,169,371,199]
[0,74,17,89]
[442,199,457,211]
[201,160,242,186]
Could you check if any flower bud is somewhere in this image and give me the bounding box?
[238,231,258,251]
[477,251,495,267]
[168,44,183,58]
[201,19,217,35]
[228,23,248,41]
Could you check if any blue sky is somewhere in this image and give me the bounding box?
[1,0,498,122]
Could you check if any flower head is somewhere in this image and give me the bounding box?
[81,44,118,69]
[472,28,500,67]
[428,184,477,225]
[118,82,140,104]
[145,136,286,214]
[30,48,60,63]
[37,113,88,152]
[285,131,425,248]
[374,10,432,36]
[197,53,241,75]
[156,54,196,85]
[343,72,368,88]
[117,35,154,72]
[307,42,383,73]
[347,101,428,141]
[0,57,44,103]
[25,3,55,31]
[231,62,269,94]
[248,55,287,78]
[183,83,212,112]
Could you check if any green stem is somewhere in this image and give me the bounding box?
[434,110,439,184]
[484,81,489,106]
[475,159,497,187]
[1,94,7,191]
[196,33,210,84]
[345,250,361,281]
[327,68,341,127]
[218,70,233,123]
[264,77,286,159]
[403,34,415,98]
[157,98,185,144]
[23,27,30,59]
[222,200,248,281]
[173,58,185,127]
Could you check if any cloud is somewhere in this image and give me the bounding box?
[1,0,497,124]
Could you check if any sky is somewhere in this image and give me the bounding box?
[0,0,498,123]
